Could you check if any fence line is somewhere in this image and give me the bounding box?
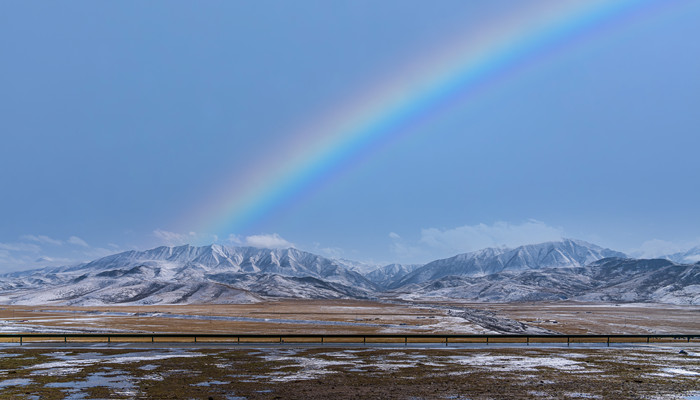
[1,333,698,347]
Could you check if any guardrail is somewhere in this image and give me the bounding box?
[1,333,698,347]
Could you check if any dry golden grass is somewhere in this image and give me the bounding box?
[1,299,697,336]
[0,300,449,334]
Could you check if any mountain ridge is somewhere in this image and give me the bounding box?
[391,239,626,288]
[0,240,697,305]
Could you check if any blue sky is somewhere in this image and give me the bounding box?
[1,1,699,271]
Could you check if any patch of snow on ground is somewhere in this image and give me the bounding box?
[31,367,83,376]
[565,392,602,399]
[368,361,418,371]
[661,368,700,376]
[259,353,354,382]
[193,380,229,386]
[28,350,204,374]
[449,354,586,372]
[139,373,164,381]
[0,378,32,388]
[322,351,358,359]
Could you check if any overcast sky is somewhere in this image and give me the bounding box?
[1,1,699,271]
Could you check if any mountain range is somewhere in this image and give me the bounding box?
[0,239,697,305]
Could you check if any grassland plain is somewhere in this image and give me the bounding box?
[0,345,698,399]
[1,300,698,335]
[0,300,698,399]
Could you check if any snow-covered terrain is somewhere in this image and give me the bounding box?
[392,239,626,288]
[365,263,422,289]
[392,258,700,305]
[0,240,697,305]
[0,245,378,305]
[666,246,700,264]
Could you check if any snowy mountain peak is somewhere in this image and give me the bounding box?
[1,240,694,306]
[666,246,700,264]
[391,239,626,288]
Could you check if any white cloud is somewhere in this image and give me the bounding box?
[0,245,73,272]
[685,254,700,263]
[629,238,700,260]
[389,220,564,263]
[226,234,243,245]
[152,229,197,246]
[78,247,119,261]
[21,234,63,246]
[310,242,345,259]
[244,233,294,249]
[0,242,42,253]
[67,236,89,247]
[152,229,220,247]
[1,235,120,273]
[34,256,74,264]
[630,239,684,259]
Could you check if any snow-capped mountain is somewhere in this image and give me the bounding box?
[333,259,383,275]
[365,263,422,289]
[0,245,378,305]
[665,246,700,264]
[0,240,696,305]
[392,257,699,305]
[391,239,626,288]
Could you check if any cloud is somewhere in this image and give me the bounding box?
[310,242,345,259]
[0,242,42,253]
[1,235,119,272]
[0,244,73,272]
[152,229,220,247]
[630,238,700,260]
[685,254,700,263]
[152,229,197,246]
[153,229,294,249]
[67,236,89,247]
[244,233,294,249]
[21,234,63,246]
[630,239,684,259]
[389,220,564,263]
[225,234,243,245]
[78,247,120,260]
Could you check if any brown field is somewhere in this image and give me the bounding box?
[0,300,459,335]
[0,300,698,336]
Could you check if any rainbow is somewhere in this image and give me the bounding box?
[192,0,655,237]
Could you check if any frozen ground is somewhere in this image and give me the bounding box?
[0,344,698,399]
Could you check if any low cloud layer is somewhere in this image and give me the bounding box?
[67,236,89,247]
[152,230,219,247]
[21,234,63,246]
[242,233,294,249]
[630,238,700,261]
[390,220,565,263]
[153,229,197,246]
[0,234,111,272]
[153,230,294,250]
